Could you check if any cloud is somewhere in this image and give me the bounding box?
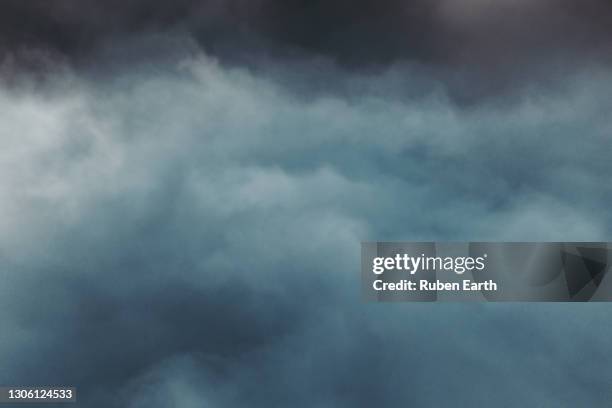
[2,0,612,100]
[0,46,611,407]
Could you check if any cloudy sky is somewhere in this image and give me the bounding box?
[1,1,612,406]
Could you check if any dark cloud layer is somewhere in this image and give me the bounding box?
[2,0,612,68]
[3,0,612,103]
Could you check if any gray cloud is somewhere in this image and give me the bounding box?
[0,46,611,407]
[2,0,612,102]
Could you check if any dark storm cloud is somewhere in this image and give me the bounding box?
[2,0,612,68]
[0,0,429,61]
[2,0,612,104]
[0,54,611,406]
